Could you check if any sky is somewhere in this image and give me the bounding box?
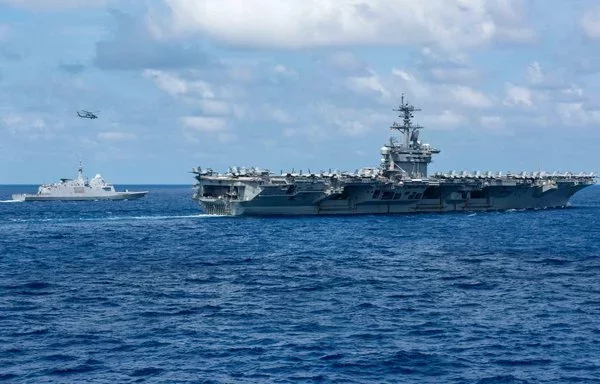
[0,0,599,184]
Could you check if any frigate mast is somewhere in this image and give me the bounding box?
[77,160,85,182]
[390,93,424,148]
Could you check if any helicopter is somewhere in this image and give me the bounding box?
[77,110,99,119]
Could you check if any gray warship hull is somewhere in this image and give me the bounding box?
[12,163,148,202]
[193,175,592,216]
[12,191,147,202]
[192,95,596,216]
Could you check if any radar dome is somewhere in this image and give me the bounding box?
[380,146,390,155]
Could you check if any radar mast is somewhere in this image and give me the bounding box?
[390,93,424,148]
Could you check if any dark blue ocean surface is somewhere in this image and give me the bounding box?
[1,184,599,383]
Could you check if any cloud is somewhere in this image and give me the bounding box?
[574,56,600,74]
[503,83,533,107]
[555,85,586,103]
[494,27,536,44]
[346,69,392,104]
[526,61,570,91]
[4,0,600,183]
[416,47,481,84]
[272,64,298,79]
[97,131,136,141]
[429,67,481,84]
[422,110,467,129]
[265,106,294,124]
[143,69,251,144]
[143,69,250,124]
[450,86,494,108]
[181,116,236,144]
[581,6,600,39]
[391,68,433,100]
[308,102,391,136]
[479,115,512,134]
[0,24,20,61]
[389,66,494,110]
[1,113,58,140]
[139,29,595,161]
[143,69,215,97]
[485,0,537,44]
[198,99,230,115]
[158,0,533,50]
[95,9,215,70]
[557,102,600,126]
[0,0,110,9]
[527,61,544,84]
[181,116,227,132]
[502,61,588,109]
[480,115,503,127]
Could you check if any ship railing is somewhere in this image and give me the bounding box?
[432,171,596,180]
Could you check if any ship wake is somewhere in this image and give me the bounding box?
[5,214,218,224]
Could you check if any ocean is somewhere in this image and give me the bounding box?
[1,184,599,383]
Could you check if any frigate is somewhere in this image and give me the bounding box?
[192,95,596,216]
[12,163,148,202]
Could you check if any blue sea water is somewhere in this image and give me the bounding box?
[0,184,599,384]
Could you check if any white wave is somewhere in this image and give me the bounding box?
[5,213,221,224]
[80,214,219,221]
[107,214,219,221]
[0,199,22,203]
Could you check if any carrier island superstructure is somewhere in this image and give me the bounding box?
[192,96,596,216]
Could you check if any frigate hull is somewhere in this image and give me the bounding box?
[192,95,596,217]
[12,163,148,202]
[12,191,147,202]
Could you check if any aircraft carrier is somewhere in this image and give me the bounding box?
[192,96,596,216]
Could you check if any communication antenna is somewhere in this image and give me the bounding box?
[390,93,424,147]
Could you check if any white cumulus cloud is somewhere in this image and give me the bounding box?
[1,113,58,139]
[143,69,215,98]
[198,99,231,116]
[450,86,494,108]
[581,6,600,39]
[346,69,392,103]
[504,83,533,107]
[423,110,467,129]
[557,102,600,126]
[158,0,532,50]
[181,116,227,132]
